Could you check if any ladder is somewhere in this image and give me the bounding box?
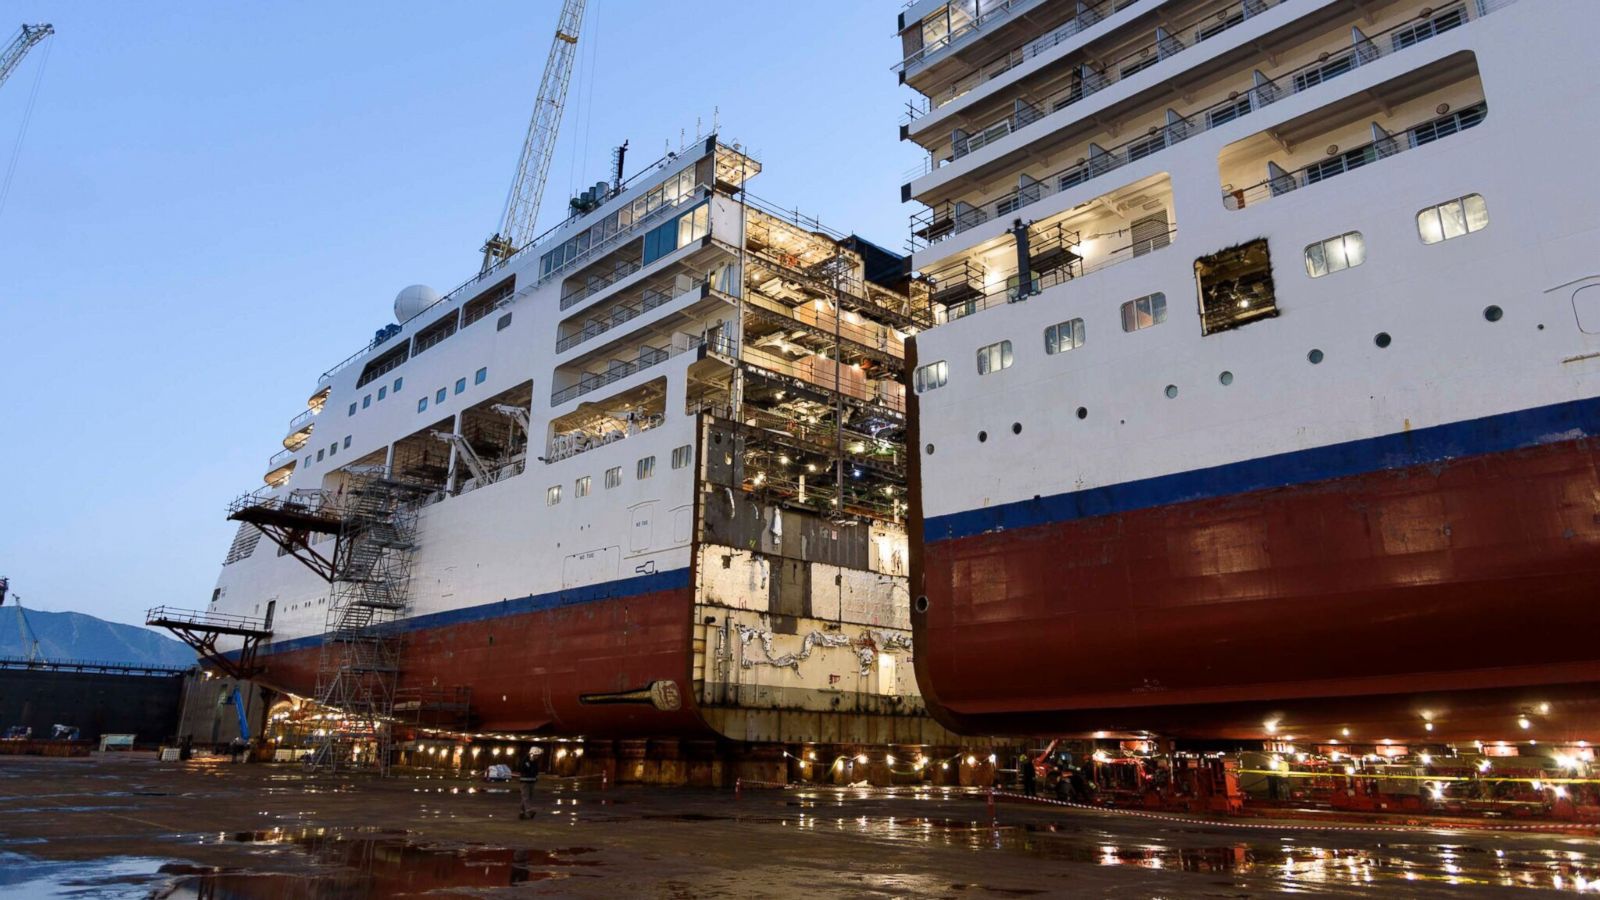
[307,470,428,774]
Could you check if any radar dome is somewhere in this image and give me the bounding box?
[394,284,441,322]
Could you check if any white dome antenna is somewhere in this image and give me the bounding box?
[394,284,441,323]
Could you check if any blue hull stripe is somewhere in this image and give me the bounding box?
[926,395,1600,544]
[250,567,691,658]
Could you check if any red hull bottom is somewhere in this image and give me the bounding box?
[913,437,1600,743]
[255,587,712,738]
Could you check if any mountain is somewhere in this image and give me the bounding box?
[0,608,196,668]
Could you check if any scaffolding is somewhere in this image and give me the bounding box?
[307,469,431,774]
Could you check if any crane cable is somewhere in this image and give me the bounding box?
[0,33,52,223]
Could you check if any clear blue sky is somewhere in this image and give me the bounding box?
[0,2,920,626]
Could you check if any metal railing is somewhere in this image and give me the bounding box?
[548,185,710,301]
[551,333,731,407]
[910,1,1495,249]
[903,0,1119,123]
[557,278,710,354]
[287,406,320,432]
[544,414,665,464]
[267,446,297,470]
[1226,102,1486,209]
[145,605,271,634]
[931,228,1175,323]
[895,0,1053,75]
[903,0,1280,178]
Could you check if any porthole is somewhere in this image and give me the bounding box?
[1076,407,1088,420]
[1484,305,1503,322]
[1219,371,1234,385]
[1308,349,1325,364]
[925,443,935,456]
[1164,384,1178,399]
[1011,422,1022,435]
[914,595,930,614]
[1374,332,1392,348]
[978,431,988,443]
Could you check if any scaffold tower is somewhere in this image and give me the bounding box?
[308,469,429,774]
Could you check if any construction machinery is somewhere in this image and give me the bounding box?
[480,0,586,271]
[0,23,51,93]
[1,577,42,663]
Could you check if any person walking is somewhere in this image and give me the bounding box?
[518,746,545,819]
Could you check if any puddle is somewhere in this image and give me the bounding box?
[165,832,604,897]
[0,850,178,899]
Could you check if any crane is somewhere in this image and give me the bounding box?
[0,577,42,663]
[0,24,53,93]
[480,1,586,272]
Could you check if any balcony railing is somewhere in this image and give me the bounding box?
[551,332,731,407]
[287,406,319,432]
[267,446,297,470]
[904,0,1282,178]
[903,0,1121,123]
[928,227,1175,323]
[556,277,710,354]
[894,0,1054,76]
[547,186,710,301]
[910,1,1498,249]
[545,413,665,464]
[1227,102,1486,210]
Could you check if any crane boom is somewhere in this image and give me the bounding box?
[0,24,53,93]
[482,0,586,271]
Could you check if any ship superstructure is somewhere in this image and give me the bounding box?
[198,138,959,765]
[895,0,1600,743]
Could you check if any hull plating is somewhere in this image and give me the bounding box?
[911,425,1600,742]
[251,579,710,738]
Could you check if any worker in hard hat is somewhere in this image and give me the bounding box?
[518,745,545,819]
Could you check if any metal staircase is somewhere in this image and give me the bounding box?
[308,470,429,774]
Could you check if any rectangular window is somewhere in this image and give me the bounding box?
[1044,318,1086,354]
[976,340,1013,375]
[305,456,312,468]
[317,449,325,462]
[418,397,428,413]
[348,402,357,416]
[454,378,466,395]
[436,388,447,403]
[343,436,352,449]
[605,466,622,489]
[497,313,513,331]
[546,485,562,505]
[378,386,386,400]
[328,442,337,457]
[475,367,487,385]
[1304,232,1366,278]
[914,360,949,393]
[1417,194,1488,244]
[393,377,403,392]
[637,456,656,480]
[671,445,692,470]
[575,476,591,498]
[362,395,371,409]
[1120,293,1168,332]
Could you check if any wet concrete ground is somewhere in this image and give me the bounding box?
[1,756,1598,897]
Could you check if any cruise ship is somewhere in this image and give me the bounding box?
[180,137,962,770]
[895,0,1600,743]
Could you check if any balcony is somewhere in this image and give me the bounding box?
[910,1,1500,249]
[904,0,1286,180]
[551,332,730,408]
[927,225,1174,324]
[1227,101,1486,209]
[896,0,1055,78]
[557,277,713,354]
[264,448,297,487]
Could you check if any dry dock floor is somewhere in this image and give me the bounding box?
[1,755,1598,897]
